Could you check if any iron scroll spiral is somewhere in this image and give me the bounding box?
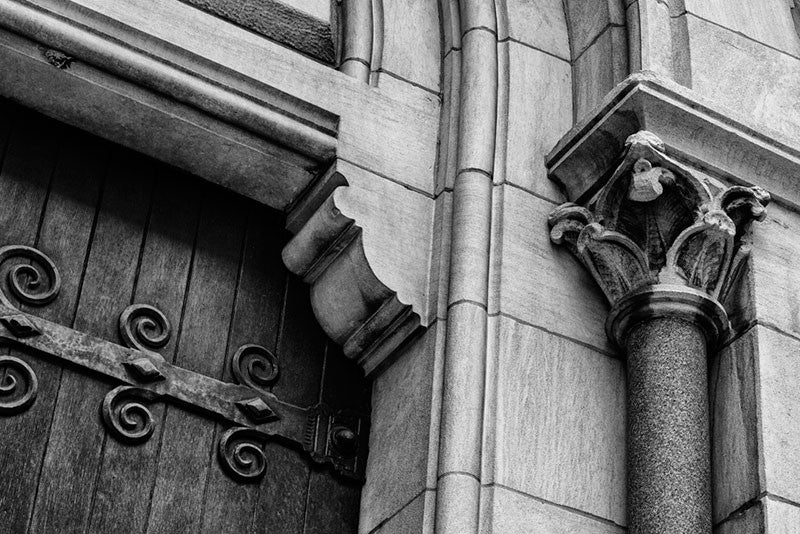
[0,356,38,414]
[0,245,61,308]
[119,304,172,354]
[218,427,269,483]
[231,344,279,391]
[101,386,161,444]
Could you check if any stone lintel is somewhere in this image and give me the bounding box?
[547,71,800,209]
[0,0,337,211]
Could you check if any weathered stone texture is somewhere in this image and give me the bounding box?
[381,0,441,92]
[564,0,625,58]
[496,187,610,353]
[764,497,800,534]
[497,0,570,60]
[360,326,439,532]
[491,316,626,525]
[714,501,764,534]
[367,490,427,534]
[687,14,800,144]
[710,328,761,524]
[503,43,572,201]
[753,203,800,338]
[481,485,625,534]
[757,327,800,505]
[684,0,800,57]
[572,26,628,119]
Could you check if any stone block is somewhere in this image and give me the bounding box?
[684,0,800,57]
[359,325,439,532]
[381,0,441,92]
[565,0,625,57]
[504,42,572,202]
[367,490,427,534]
[753,203,800,338]
[714,502,764,534]
[481,485,626,534]
[497,0,570,60]
[764,497,800,534]
[687,15,800,144]
[756,327,800,505]
[490,315,626,524]
[496,186,612,353]
[572,26,628,120]
[710,329,762,523]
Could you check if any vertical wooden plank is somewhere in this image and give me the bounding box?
[274,277,327,406]
[0,97,18,169]
[0,107,58,246]
[87,168,202,534]
[0,111,103,534]
[145,188,245,534]
[0,104,56,533]
[28,150,155,534]
[200,202,311,534]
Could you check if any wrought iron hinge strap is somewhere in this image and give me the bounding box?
[0,244,368,482]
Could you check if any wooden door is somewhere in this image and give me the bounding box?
[0,98,369,534]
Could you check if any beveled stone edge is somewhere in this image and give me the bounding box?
[546,71,800,208]
[606,284,729,351]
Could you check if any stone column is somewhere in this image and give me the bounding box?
[548,132,770,533]
[608,286,728,533]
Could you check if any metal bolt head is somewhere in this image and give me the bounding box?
[235,397,277,423]
[123,358,165,382]
[331,425,358,457]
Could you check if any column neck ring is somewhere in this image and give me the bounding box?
[606,284,729,351]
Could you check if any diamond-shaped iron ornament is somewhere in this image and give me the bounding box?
[0,314,41,338]
[235,397,278,423]
[123,358,166,382]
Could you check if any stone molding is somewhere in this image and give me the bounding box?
[0,0,336,210]
[548,72,800,210]
[549,130,769,347]
[282,164,423,375]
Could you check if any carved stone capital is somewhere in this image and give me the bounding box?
[549,131,769,347]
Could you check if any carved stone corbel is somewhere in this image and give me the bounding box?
[548,131,769,534]
[282,164,423,375]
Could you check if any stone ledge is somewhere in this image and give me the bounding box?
[0,0,336,211]
[547,71,800,209]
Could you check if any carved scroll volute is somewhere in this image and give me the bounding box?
[549,204,653,305]
[665,186,770,299]
[0,245,61,309]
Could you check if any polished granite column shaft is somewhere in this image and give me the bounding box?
[625,316,711,534]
